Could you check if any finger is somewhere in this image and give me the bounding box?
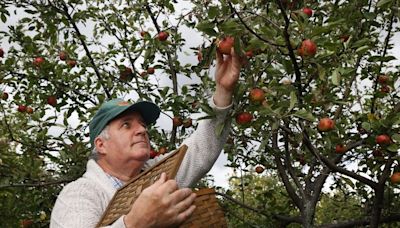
[216,48,223,65]
[159,179,179,194]
[152,172,167,188]
[176,205,196,225]
[175,192,196,213]
[168,188,193,204]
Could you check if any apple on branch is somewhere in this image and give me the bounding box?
[317,117,335,132]
[33,57,45,67]
[157,31,169,41]
[17,105,27,113]
[302,7,313,17]
[47,96,57,107]
[375,134,391,145]
[59,51,68,61]
[217,36,234,55]
[235,112,253,125]
[249,88,265,103]
[0,48,4,58]
[335,144,346,154]
[298,39,317,57]
[2,92,8,100]
[172,116,183,127]
[391,172,400,184]
[255,166,264,174]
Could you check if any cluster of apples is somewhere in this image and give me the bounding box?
[149,146,168,159]
[140,30,169,42]
[378,74,391,93]
[172,116,193,128]
[235,88,266,125]
[58,51,77,67]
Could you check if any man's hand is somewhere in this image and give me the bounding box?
[124,173,196,228]
[213,48,242,107]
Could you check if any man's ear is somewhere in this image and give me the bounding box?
[94,137,107,155]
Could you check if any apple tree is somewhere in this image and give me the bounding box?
[0,0,399,227]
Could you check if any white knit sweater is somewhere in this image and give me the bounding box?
[50,100,232,228]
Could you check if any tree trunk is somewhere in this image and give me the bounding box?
[302,201,316,228]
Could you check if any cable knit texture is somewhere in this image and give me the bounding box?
[50,99,232,228]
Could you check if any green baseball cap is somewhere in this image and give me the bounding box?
[89,98,160,146]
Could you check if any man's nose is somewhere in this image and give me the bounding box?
[135,123,147,135]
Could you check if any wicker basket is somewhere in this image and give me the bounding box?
[180,188,228,228]
[97,145,188,227]
[97,144,227,227]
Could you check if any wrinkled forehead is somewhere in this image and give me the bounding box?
[111,109,146,124]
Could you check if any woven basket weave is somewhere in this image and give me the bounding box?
[97,145,188,227]
[180,188,228,228]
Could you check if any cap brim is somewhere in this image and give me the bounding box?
[121,101,160,125]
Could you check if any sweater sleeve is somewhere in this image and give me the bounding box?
[175,98,232,187]
[50,180,126,228]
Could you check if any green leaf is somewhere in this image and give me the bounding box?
[208,6,219,19]
[377,0,393,8]
[289,91,297,111]
[392,134,400,142]
[196,21,217,36]
[331,68,341,86]
[355,45,370,54]
[361,122,371,131]
[387,144,399,153]
[341,176,355,189]
[293,109,315,122]
[215,122,225,136]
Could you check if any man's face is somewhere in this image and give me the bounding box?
[97,110,151,166]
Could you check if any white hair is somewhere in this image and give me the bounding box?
[89,125,110,160]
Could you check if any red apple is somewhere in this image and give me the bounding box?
[302,7,313,17]
[218,36,234,55]
[197,51,203,62]
[20,219,33,228]
[380,85,390,93]
[391,172,400,184]
[245,50,253,58]
[235,112,253,125]
[67,59,77,67]
[17,105,27,113]
[140,71,148,78]
[149,149,158,159]
[47,96,57,107]
[2,92,8,100]
[33,57,45,67]
[298,39,317,57]
[59,51,68,61]
[26,107,34,114]
[335,144,346,154]
[255,166,264,174]
[372,149,383,158]
[172,116,183,127]
[157,31,169,41]
[378,74,389,84]
[120,67,133,81]
[249,88,265,102]
[159,147,168,154]
[375,134,391,145]
[183,118,192,128]
[296,154,306,165]
[147,67,155,74]
[140,31,148,37]
[0,48,4,58]
[339,35,350,42]
[317,117,335,132]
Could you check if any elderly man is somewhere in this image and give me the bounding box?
[50,48,241,227]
